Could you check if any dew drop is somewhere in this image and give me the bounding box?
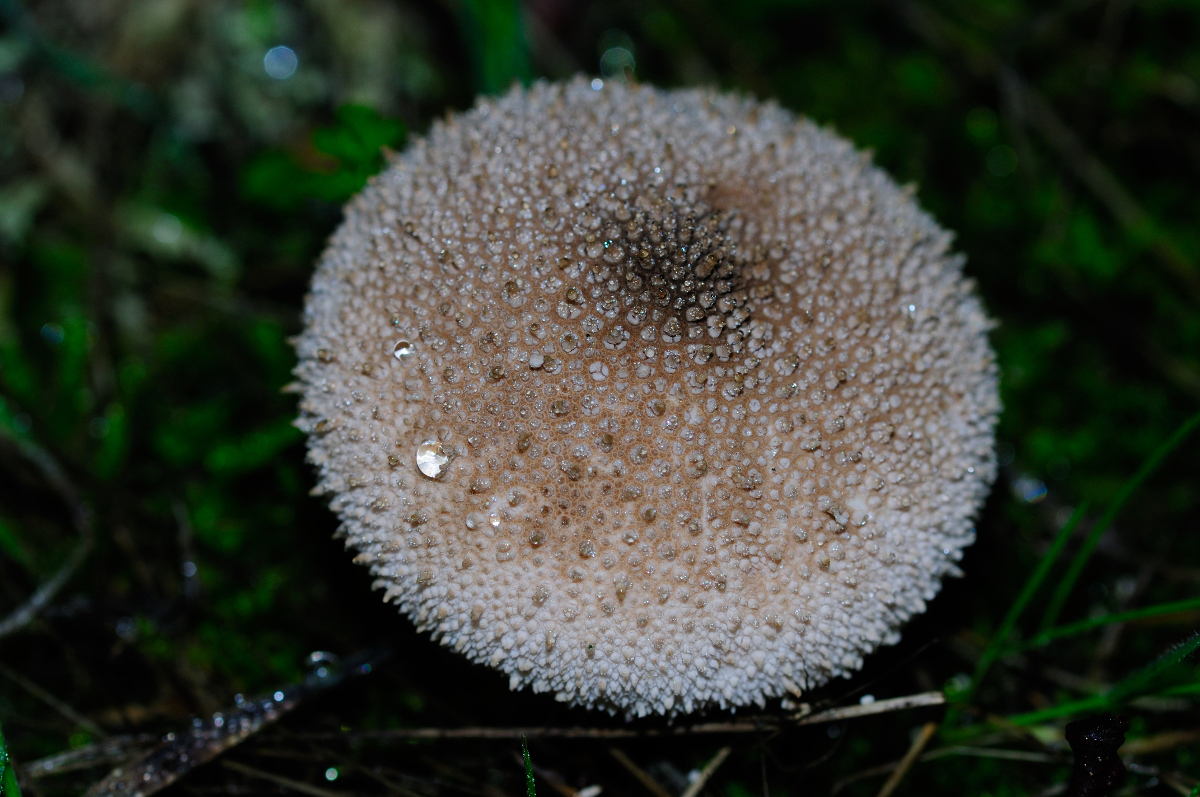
[393,340,414,359]
[416,440,450,479]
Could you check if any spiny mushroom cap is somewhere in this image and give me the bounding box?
[295,78,999,717]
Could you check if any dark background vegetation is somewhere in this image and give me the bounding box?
[0,0,1198,795]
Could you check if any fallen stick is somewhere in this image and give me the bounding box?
[287,691,947,741]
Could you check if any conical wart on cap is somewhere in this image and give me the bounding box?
[295,78,1000,716]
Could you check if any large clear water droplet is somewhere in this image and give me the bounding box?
[393,340,414,359]
[416,440,449,478]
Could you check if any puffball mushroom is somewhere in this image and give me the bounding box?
[295,78,1000,717]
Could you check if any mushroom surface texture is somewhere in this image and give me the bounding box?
[295,78,1000,717]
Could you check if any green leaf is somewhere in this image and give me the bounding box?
[204,416,303,476]
[313,106,405,168]
[241,106,405,212]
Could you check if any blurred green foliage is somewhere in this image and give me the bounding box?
[0,0,1198,795]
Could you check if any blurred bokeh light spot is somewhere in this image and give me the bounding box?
[987,144,1018,176]
[600,47,634,83]
[264,46,298,80]
[152,213,183,245]
[40,322,64,345]
[965,106,998,142]
[0,72,24,106]
[590,78,603,90]
[598,29,635,84]
[1011,474,1048,503]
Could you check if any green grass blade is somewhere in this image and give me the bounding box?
[521,734,535,797]
[1160,683,1200,697]
[1019,596,1200,650]
[1006,695,1109,726]
[1005,631,1200,726]
[961,502,1089,706]
[1040,409,1200,632]
[1106,631,1200,705]
[0,719,22,797]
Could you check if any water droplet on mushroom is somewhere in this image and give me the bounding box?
[416,440,450,479]
[393,340,414,359]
